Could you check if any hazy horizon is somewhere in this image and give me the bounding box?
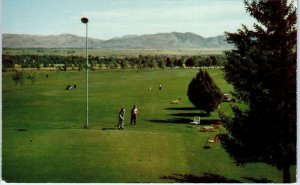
[3,0,255,40]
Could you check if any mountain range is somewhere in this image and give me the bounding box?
[3,32,233,49]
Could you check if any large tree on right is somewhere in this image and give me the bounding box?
[222,0,296,183]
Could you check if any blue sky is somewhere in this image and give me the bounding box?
[3,0,256,40]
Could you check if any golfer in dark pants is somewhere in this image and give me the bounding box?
[130,105,138,126]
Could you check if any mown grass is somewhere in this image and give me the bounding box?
[2,68,295,182]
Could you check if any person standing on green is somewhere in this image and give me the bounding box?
[130,105,138,126]
[118,108,125,129]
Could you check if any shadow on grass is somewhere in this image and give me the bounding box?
[165,107,197,111]
[149,118,221,125]
[200,119,221,125]
[148,118,191,124]
[102,127,118,130]
[161,173,241,183]
[169,112,208,117]
[243,177,273,183]
[3,90,14,93]
[16,128,27,131]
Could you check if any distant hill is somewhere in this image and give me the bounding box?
[2,34,104,48]
[3,32,232,49]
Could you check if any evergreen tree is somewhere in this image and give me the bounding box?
[187,69,222,115]
[210,55,218,66]
[175,59,184,68]
[185,58,195,68]
[165,57,174,68]
[222,0,296,182]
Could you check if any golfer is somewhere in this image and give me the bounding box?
[118,108,125,129]
[130,105,138,126]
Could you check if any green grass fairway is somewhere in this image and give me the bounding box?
[2,68,295,182]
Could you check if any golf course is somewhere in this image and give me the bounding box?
[2,68,296,182]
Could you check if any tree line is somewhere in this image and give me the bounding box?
[2,54,226,71]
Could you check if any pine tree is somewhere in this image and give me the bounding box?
[187,69,222,115]
[222,0,296,182]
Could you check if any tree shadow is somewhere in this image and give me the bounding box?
[169,112,208,117]
[161,173,241,183]
[101,127,118,130]
[148,118,191,124]
[16,128,27,131]
[155,107,221,126]
[2,90,13,93]
[165,107,197,111]
[149,118,221,125]
[201,119,221,125]
[243,177,273,183]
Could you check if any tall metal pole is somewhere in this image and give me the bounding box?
[85,22,88,128]
[81,17,89,128]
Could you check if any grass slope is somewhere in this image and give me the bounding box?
[2,69,294,182]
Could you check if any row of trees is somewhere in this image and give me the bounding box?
[2,54,226,71]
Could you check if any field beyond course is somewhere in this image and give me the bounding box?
[2,68,295,182]
[3,48,227,57]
